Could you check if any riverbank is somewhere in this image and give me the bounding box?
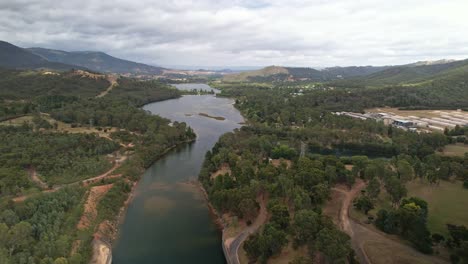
[113,89,243,263]
[197,181,225,230]
[89,138,196,264]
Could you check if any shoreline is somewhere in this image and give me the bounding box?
[112,138,196,242]
[196,181,226,231]
[89,138,196,264]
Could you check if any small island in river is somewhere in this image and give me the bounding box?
[198,112,226,121]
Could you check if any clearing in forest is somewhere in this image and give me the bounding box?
[407,180,468,235]
[438,143,468,157]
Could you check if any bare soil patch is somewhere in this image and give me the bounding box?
[211,163,231,180]
[96,75,118,98]
[323,189,345,225]
[89,238,112,264]
[270,159,292,169]
[77,184,113,230]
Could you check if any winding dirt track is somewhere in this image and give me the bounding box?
[96,75,118,98]
[332,180,448,264]
[12,156,127,202]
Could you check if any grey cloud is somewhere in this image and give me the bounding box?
[0,0,467,67]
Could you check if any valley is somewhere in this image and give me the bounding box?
[0,38,467,264]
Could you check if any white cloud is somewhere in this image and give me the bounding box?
[1,0,468,67]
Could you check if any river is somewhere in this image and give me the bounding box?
[112,84,244,264]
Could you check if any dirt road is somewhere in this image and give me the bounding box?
[12,156,126,202]
[331,180,448,264]
[331,181,370,264]
[29,168,48,190]
[96,75,118,98]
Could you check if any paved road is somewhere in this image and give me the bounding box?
[225,198,268,264]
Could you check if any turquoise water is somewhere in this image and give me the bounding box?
[113,86,243,264]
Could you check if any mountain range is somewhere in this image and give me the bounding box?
[0,41,87,71]
[222,59,468,86]
[1,40,467,84]
[0,40,164,75]
[27,47,164,75]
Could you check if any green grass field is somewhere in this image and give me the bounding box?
[407,180,468,235]
[439,143,468,157]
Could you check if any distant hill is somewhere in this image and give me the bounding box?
[223,59,468,86]
[0,68,110,99]
[28,47,165,75]
[335,59,468,87]
[0,41,83,71]
[222,65,391,82]
[222,66,289,82]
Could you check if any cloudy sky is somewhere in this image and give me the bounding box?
[1,0,468,68]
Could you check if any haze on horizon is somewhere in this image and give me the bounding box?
[1,0,468,68]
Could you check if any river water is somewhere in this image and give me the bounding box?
[113,84,243,264]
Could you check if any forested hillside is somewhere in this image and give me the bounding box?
[222,65,390,82]
[0,41,84,71]
[330,59,468,87]
[202,81,468,263]
[28,48,165,75]
[0,68,195,264]
[0,69,109,100]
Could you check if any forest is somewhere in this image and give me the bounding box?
[202,81,468,263]
[0,69,196,264]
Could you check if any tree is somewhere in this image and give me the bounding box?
[69,254,82,264]
[6,221,32,256]
[261,224,288,257]
[351,156,369,178]
[271,145,296,159]
[325,165,338,184]
[315,227,352,263]
[0,210,18,227]
[364,163,379,180]
[0,223,8,247]
[244,224,288,262]
[354,195,374,215]
[269,203,290,229]
[385,176,407,206]
[239,199,259,222]
[311,183,330,205]
[401,197,428,219]
[366,177,381,199]
[398,202,432,253]
[244,233,262,261]
[53,257,68,264]
[397,159,414,183]
[292,210,320,245]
